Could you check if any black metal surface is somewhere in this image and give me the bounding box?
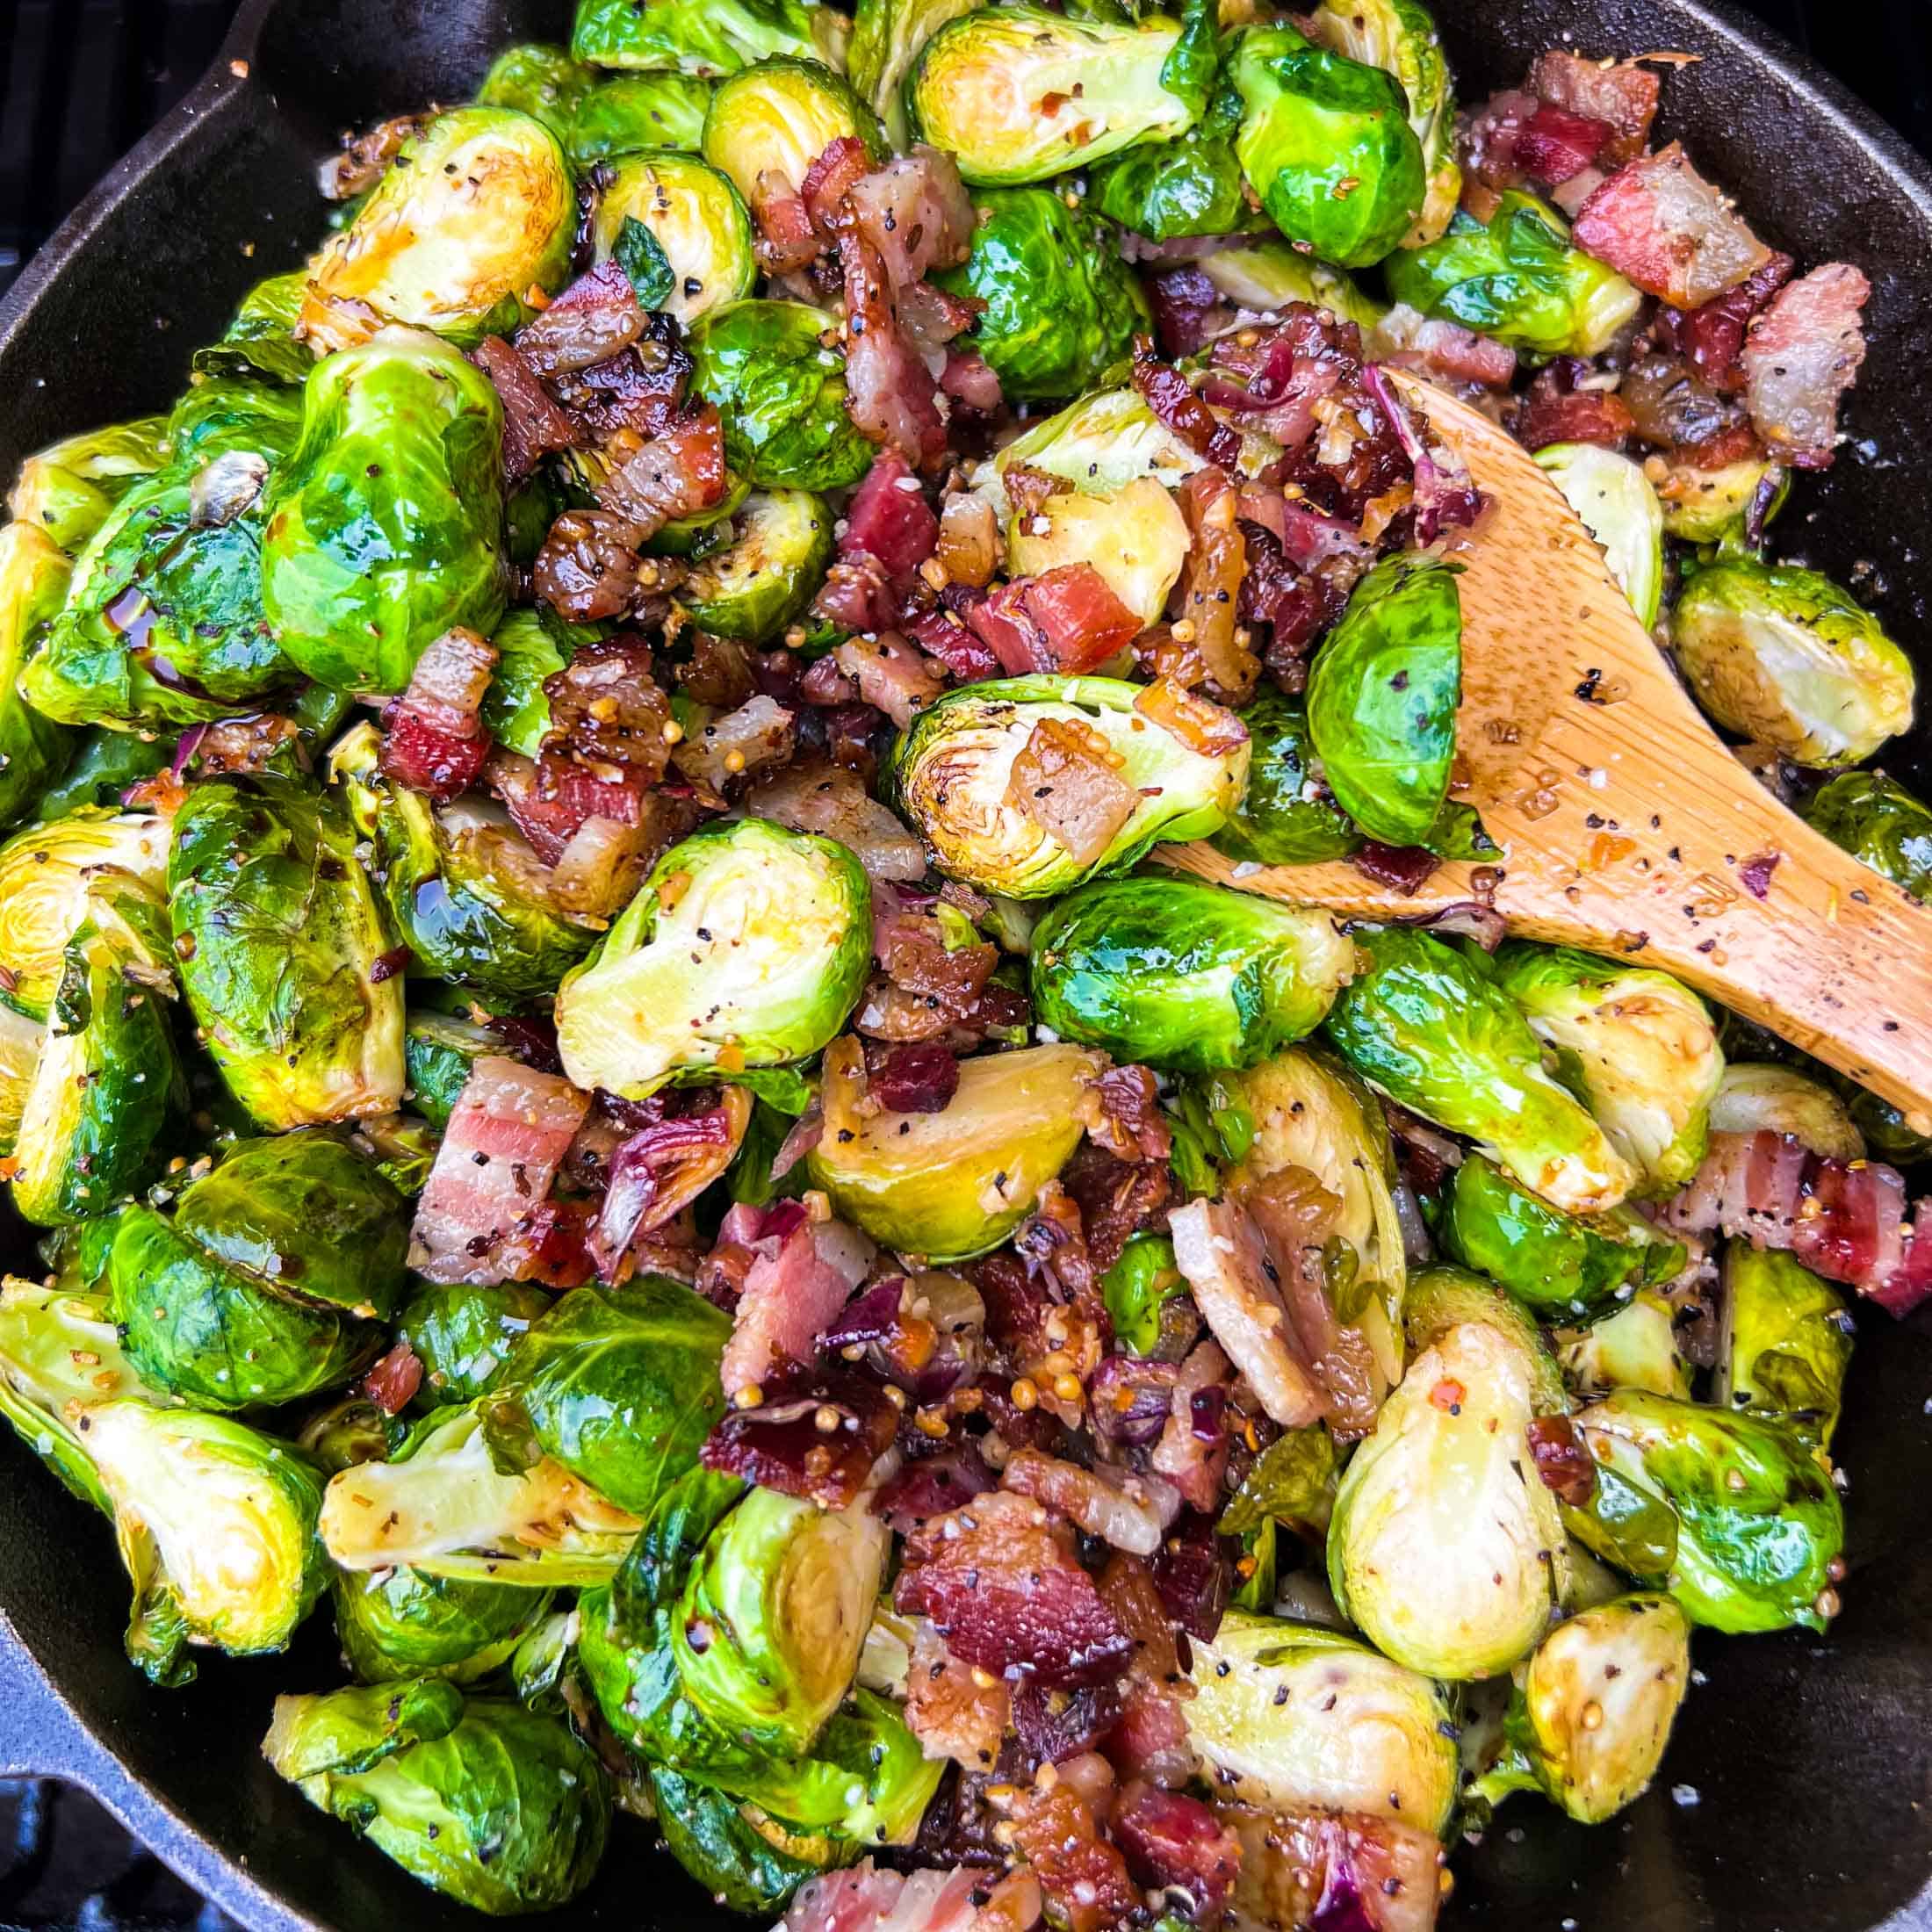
[0,3,1930,1930]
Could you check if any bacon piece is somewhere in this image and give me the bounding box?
[965,565,1146,675]
[875,1441,996,1532]
[672,692,797,791]
[1528,50,1660,162]
[867,1041,961,1114]
[1150,1338,1232,1514]
[515,260,644,378]
[895,1489,1133,1687]
[1741,263,1871,468]
[999,1763,1138,1932]
[1098,1552,1198,1788]
[746,758,928,882]
[801,135,875,236]
[379,625,497,799]
[775,1861,988,1932]
[842,452,941,589]
[1510,103,1612,185]
[1179,469,1258,703]
[935,494,1000,591]
[906,1620,1012,1773]
[471,336,578,482]
[533,508,649,623]
[753,180,821,274]
[702,1364,898,1509]
[1000,1448,1177,1558]
[1133,342,1245,470]
[718,1214,876,1401]
[1011,1678,1123,1770]
[1221,1805,1443,1932]
[362,1341,422,1416]
[1516,361,1635,451]
[409,1058,592,1285]
[596,406,728,535]
[318,113,422,200]
[939,349,1003,415]
[1114,1784,1242,1924]
[1571,144,1772,307]
[1656,252,1794,386]
[1378,307,1519,389]
[834,634,947,727]
[846,148,978,294]
[1007,715,1139,867]
[841,233,946,466]
[588,1088,750,1282]
[1086,1064,1172,1166]
[542,636,674,776]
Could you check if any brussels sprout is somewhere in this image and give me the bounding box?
[1657,446,1788,545]
[568,74,716,162]
[404,1011,498,1129]
[476,41,596,140]
[1101,1231,1188,1355]
[1402,1262,1568,1413]
[0,523,75,827]
[809,1037,1101,1258]
[264,1685,609,1913]
[1305,552,1461,847]
[1533,443,1664,630]
[30,731,169,823]
[650,1767,829,1914]
[932,189,1152,402]
[1002,475,1189,631]
[908,7,1200,187]
[1324,926,1635,1215]
[1556,1292,1691,1402]
[890,674,1249,898]
[321,1402,643,1587]
[7,415,169,554]
[1185,1610,1460,1828]
[260,329,508,696]
[164,372,306,465]
[297,1394,407,1474]
[190,270,316,387]
[1329,1320,1568,1677]
[1805,771,1932,904]
[1303,0,1459,246]
[1443,1154,1684,1323]
[335,1564,552,1684]
[300,109,574,352]
[849,0,987,148]
[76,1399,328,1683]
[399,1279,554,1405]
[703,56,884,212]
[1568,1390,1844,1633]
[0,1003,40,1159]
[1671,558,1914,768]
[1210,690,1363,868]
[677,490,833,640]
[990,386,1264,504]
[168,775,405,1128]
[1030,876,1352,1072]
[555,818,869,1099]
[573,0,848,77]
[477,607,606,757]
[1715,1245,1853,1449]
[1707,1060,1864,1160]
[1495,942,1723,1197]
[1229,24,1426,268]
[591,151,757,326]
[1197,242,1391,338]
[1089,84,1260,244]
[687,300,875,490]
[1385,191,1643,357]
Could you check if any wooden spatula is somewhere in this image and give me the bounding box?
[1160,367,1932,1126]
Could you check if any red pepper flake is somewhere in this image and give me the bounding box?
[1430,1378,1466,1413]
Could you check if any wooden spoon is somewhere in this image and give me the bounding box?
[1160,366,1932,1126]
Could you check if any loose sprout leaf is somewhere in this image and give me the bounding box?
[1218,1425,1337,1535]
[614,213,678,308]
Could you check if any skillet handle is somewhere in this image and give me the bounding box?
[0,1617,99,1784]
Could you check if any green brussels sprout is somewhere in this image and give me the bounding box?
[1197,241,1391,338]
[1303,0,1459,245]
[189,270,316,387]
[300,109,574,352]
[1533,443,1664,630]
[567,74,716,163]
[890,674,1249,898]
[7,415,169,553]
[1385,191,1643,357]
[573,0,849,77]
[591,151,757,326]
[163,373,306,464]
[1804,770,1932,904]
[476,41,596,140]
[1443,1154,1685,1323]
[1556,1291,1691,1401]
[1323,926,1637,1215]
[260,329,508,696]
[1089,85,1260,244]
[1229,24,1427,268]
[932,188,1152,401]
[296,1394,407,1474]
[649,1766,829,1914]
[168,775,405,1128]
[1709,1059,1863,1160]
[688,300,875,490]
[809,1037,1101,1258]
[399,1279,555,1405]
[0,1002,40,1158]
[1306,552,1462,847]
[848,0,986,148]
[1211,690,1363,867]
[486,1275,731,1516]
[1329,1319,1568,1677]
[1402,1262,1568,1414]
[1495,942,1723,1197]
[1001,473,1189,631]
[908,7,1201,186]
[676,489,833,640]
[335,1564,552,1684]
[264,1685,609,1914]
[11,888,183,1227]
[321,1401,644,1587]
[990,386,1267,503]
[477,606,606,758]
[0,523,76,827]
[1101,1231,1188,1356]
[1474,1594,1691,1824]
[1029,876,1352,1071]
[703,56,884,212]
[1184,1610,1460,1828]
[1657,447,1788,544]
[30,731,170,823]
[1567,1391,1844,1634]
[1671,557,1914,768]
[404,1011,499,1129]
[1715,1244,1852,1449]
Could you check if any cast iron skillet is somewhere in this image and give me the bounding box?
[1,2,1930,1927]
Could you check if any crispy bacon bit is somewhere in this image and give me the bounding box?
[1150,1339,1232,1512]
[746,759,928,881]
[1133,341,1245,470]
[702,1363,899,1509]
[1350,841,1441,896]
[515,260,644,378]
[1221,1804,1444,1932]
[998,1762,1139,1932]
[672,693,797,791]
[1114,1784,1243,1924]
[907,1620,1013,1772]
[362,1340,423,1416]
[1179,470,1258,704]
[534,508,649,622]
[1011,1679,1123,1771]
[753,178,820,273]
[847,147,977,295]
[318,113,423,200]
[597,406,728,535]
[1516,361,1636,451]
[1099,1551,1199,1788]
[801,135,876,236]
[843,451,941,588]
[378,625,498,798]
[1008,715,1139,868]
[541,636,673,775]
[1571,144,1772,308]
[940,348,1004,415]
[1378,307,1520,390]
[841,232,947,466]
[1133,677,1251,760]
[1087,1064,1173,1166]
[1511,103,1613,185]
[1656,253,1794,385]
[1526,1412,1597,1505]
[1741,263,1871,468]
[834,633,948,727]
[1528,50,1660,162]
[471,336,578,482]
[968,565,1143,678]
[718,1213,875,1400]
[1152,1508,1234,1644]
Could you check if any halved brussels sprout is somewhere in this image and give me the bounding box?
[1495,942,1723,1197]
[1030,876,1352,1072]
[265,1686,609,1914]
[703,56,884,211]
[1323,926,1635,1215]
[677,489,833,640]
[1003,476,1188,630]
[990,386,1253,502]
[1804,770,1932,905]
[850,0,986,147]
[168,774,405,1128]
[7,415,169,554]
[1306,552,1462,847]
[1556,1291,1690,1402]
[261,328,508,696]
[398,1278,554,1405]
[890,674,1250,898]
[934,188,1152,403]
[555,818,870,1099]
[335,1565,551,1685]
[1657,444,1788,545]
[476,41,595,140]
[1715,1244,1852,1449]
[573,0,848,77]
[0,523,75,828]
[0,1003,40,1159]
[1402,1262,1568,1413]
[1101,1231,1188,1356]
[568,73,716,162]
[688,300,876,490]
[591,150,757,326]
[1674,558,1914,768]
[1567,1390,1843,1633]
[650,1767,833,1914]
[1197,242,1391,338]
[908,7,1200,186]
[1211,690,1363,868]
[300,108,574,352]
[1708,1060,1864,1160]
[1329,1320,1568,1677]
[1089,84,1259,245]
[1229,24,1426,269]
[1386,191,1643,357]
[809,1036,1101,1258]
[1534,443,1664,630]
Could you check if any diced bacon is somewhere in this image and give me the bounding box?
[588,1087,751,1282]
[898,281,980,360]
[1011,1677,1123,1769]
[378,709,493,804]
[515,260,644,378]
[409,1058,592,1285]
[1378,306,1519,388]
[841,233,947,467]
[533,507,650,623]
[1528,50,1660,162]
[905,605,998,681]
[1459,88,1541,191]
[1515,362,1635,451]
[754,181,821,274]
[471,336,578,482]
[802,135,876,236]
[774,1861,987,1932]
[815,555,901,636]
[362,1341,423,1416]
[542,636,674,775]
[703,1364,899,1509]
[1656,253,1795,385]
[1007,715,1139,868]
[906,1619,1012,1772]
[875,1441,996,1532]
[1133,342,1245,471]
[719,1215,876,1400]
[596,406,728,535]
[1133,676,1250,759]
[1098,1553,1199,1787]
[835,634,947,728]
[1150,1339,1232,1517]
[672,692,797,791]
[999,1763,1139,1932]
[1741,263,1871,468]
[1085,1064,1172,1166]
[846,148,977,295]
[745,759,928,881]
[843,452,941,589]
[1000,1448,1177,1558]
[1571,144,1772,307]
[1221,1805,1443,1932]
[939,349,1004,415]
[1511,103,1613,185]
[1179,469,1258,703]
[1114,1784,1242,1924]
[379,626,498,801]
[935,494,1001,590]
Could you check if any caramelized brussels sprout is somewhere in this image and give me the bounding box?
[990,386,1263,501]
[1402,1262,1568,1414]
[591,151,757,326]
[1556,1291,1691,1402]
[397,1278,554,1404]
[702,56,884,212]
[848,0,986,147]
[1657,447,1788,544]
[573,0,849,77]
[1707,1060,1864,1160]
[1534,443,1664,629]
[1804,770,1932,904]
[335,1565,553,1685]
[1211,690,1363,867]
[1197,242,1391,337]
[1715,1244,1852,1449]
[0,523,75,827]
[567,73,716,162]
[677,489,833,640]
[1089,86,1258,244]
[1002,475,1189,630]
[475,41,595,140]
[6,415,169,554]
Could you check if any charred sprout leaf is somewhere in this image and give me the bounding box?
[567,73,716,163]
[1803,771,1932,904]
[1211,689,1363,868]
[1218,1425,1337,1536]
[0,523,76,825]
[1715,1244,1853,1449]
[334,1566,552,1685]
[7,415,169,555]
[399,1279,556,1406]
[1534,443,1664,629]
[572,0,849,78]
[594,155,756,327]
[1100,1230,1187,1356]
